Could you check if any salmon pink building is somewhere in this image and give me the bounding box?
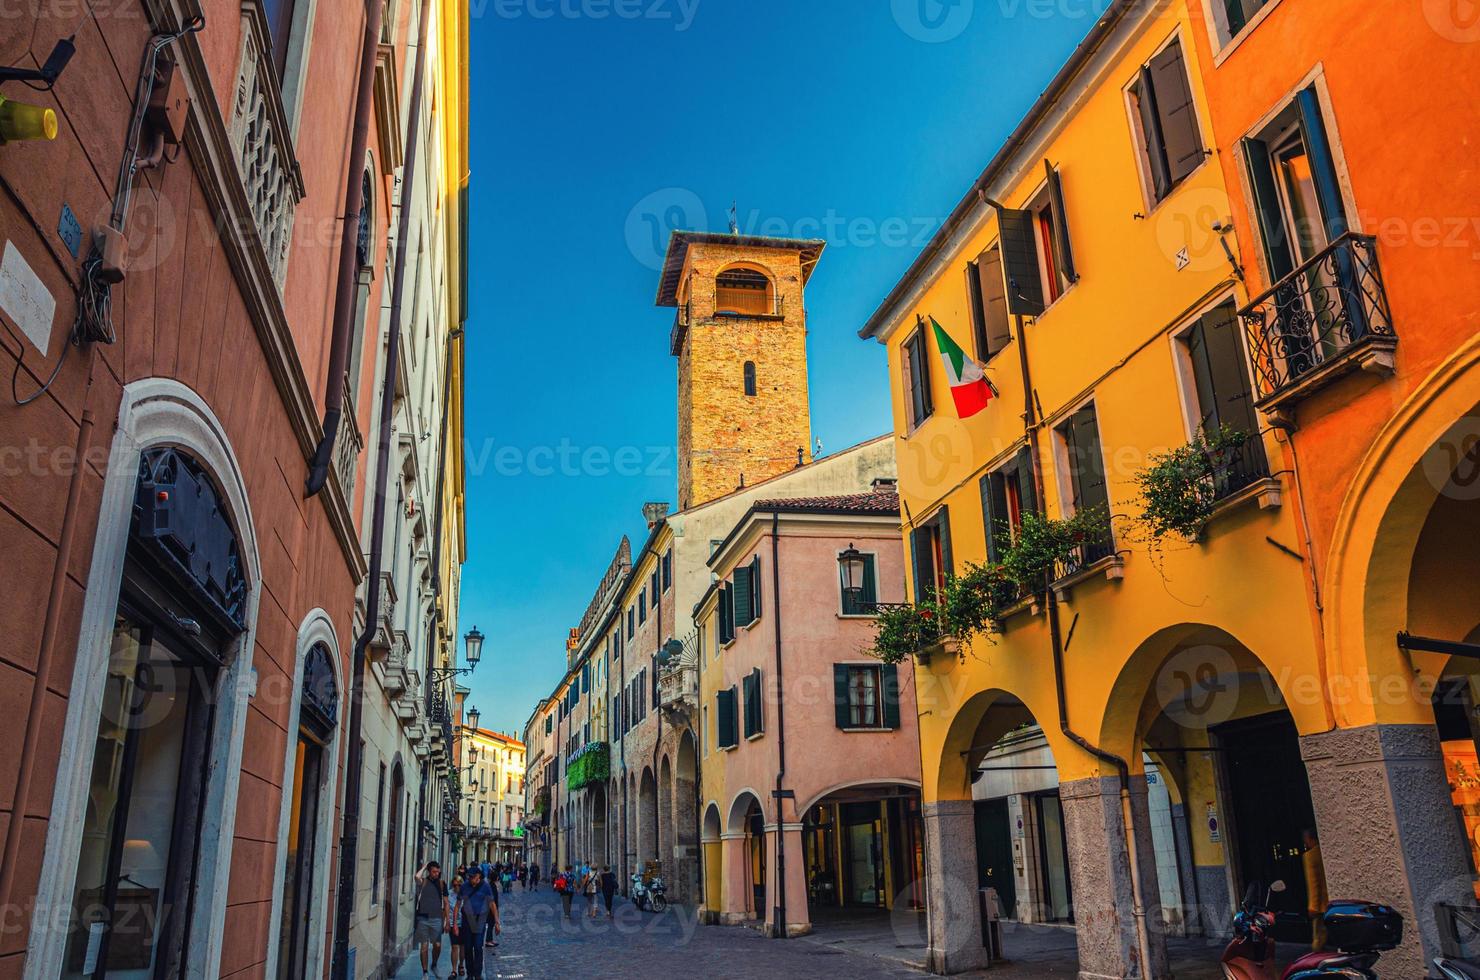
[694,485,921,936]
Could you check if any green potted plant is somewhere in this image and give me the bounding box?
[1133,425,1250,543]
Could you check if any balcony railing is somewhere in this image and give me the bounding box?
[333,382,364,503]
[1237,233,1395,403]
[1052,528,1118,584]
[228,7,304,285]
[715,287,783,318]
[1210,429,1271,502]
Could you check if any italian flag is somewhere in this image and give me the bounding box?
[930,317,995,418]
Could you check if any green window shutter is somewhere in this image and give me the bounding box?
[732,566,752,629]
[937,506,954,580]
[719,583,734,644]
[1240,137,1295,281]
[910,526,933,603]
[1044,161,1077,284]
[1013,445,1039,517]
[1136,65,1173,200]
[742,669,763,738]
[833,665,851,729]
[1295,87,1349,243]
[749,555,762,622]
[1066,406,1110,516]
[862,556,878,607]
[997,208,1045,317]
[980,472,1010,562]
[717,687,737,748]
[1148,41,1204,186]
[881,664,901,730]
[966,259,988,358]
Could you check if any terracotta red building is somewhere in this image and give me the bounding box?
[0,0,468,974]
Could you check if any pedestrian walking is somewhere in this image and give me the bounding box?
[554,865,575,919]
[600,866,617,918]
[453,867,499,980]
[412,861,450,979]
[501,866,513,894]
[484,866,500,949]
[518,864,528,890]
[583,865,599,918]
[448,875,464,978]
[530,862,541,890]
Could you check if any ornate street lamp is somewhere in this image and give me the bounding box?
[467,705,481,732]
[838,544,867,606]
[428,626,484,685]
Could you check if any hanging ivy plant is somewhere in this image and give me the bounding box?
[869,601,943,665]
[938,562,1019,640]
[1133,425,1249,543]
[998,506,1112,590]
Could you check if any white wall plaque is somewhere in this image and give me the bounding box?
[0,241,58,356]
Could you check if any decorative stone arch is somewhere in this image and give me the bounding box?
[702,801,723,841]
[638,766,658,866]
[263,609,346,980]
[713,261,779,316]
[724,788,767,835]
[934,686,1068,799]
[1326,333,1480,727]
[797,777,922,817]
[657,753,674,872]
[26,378,262,980]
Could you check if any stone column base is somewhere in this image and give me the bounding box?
[922,800,993,974]
[1301,724,1472,980]
[1059,776,1170,980]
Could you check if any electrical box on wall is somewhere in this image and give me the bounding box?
[145,59,189,145]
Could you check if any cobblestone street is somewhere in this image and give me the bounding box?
[393,886,923,980]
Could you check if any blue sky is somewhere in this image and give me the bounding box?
[458,0,1103,736]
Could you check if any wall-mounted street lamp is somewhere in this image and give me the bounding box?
[466,705,481,732]
[429,626,484,685]
[0,37,73,145]
[838,544,867,606]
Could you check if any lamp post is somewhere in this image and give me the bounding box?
[429,626,484,684]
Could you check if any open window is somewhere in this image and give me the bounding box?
[1208,0,1275,48]
[1174,300,1269,498]
[714,266,778,317]
[995,162,1077,318]
[901,320,934,430]
[909,507,952,603]
[966,245,1012,360]
[979,446,1037,563]
[743,361,757,397]
[1127,36,1206,204]
[1054,404,1116,570]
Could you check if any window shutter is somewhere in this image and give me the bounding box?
[996,208,1046,316]
[833,665,851,729]
[1067,407,1110,516]
[1137,65,1173,200]
[1014,445,1039,516]
[749,555,762,621]
[937,507,954,581]
[1204,305,1259,436]
[881,664,901,730]
[1185,317,1220,434]
[1044,161,1078,284]
[862,556,878,607]
[732,567,752,629]
[1295,87,1349,243]
[966,260,988,358]
[910,526,934,603]
[719,583,734,644]
[743,669,763,738]
[980,472,1008,562]
[1148,42,1204,185]
[1240,137,1295,281]
[978,247,1012,355]
[717,687,737,748]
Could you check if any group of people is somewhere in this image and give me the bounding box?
[411,859,535,980]
[551,862,618,920]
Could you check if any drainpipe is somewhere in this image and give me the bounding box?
[305,0,384,497]
[329,0,432,969]
[769,512,790,939]
[1011,312,1154,977]
[0,409,94,918]
[619,606,628,892]
[653,559,663,866]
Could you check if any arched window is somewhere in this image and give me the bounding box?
[715,267,777,317]
[743,361,757,397]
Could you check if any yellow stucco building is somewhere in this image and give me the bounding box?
[860,4,1328,976]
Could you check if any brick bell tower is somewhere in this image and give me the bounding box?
[656,231,824,510]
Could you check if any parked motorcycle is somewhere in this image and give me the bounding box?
[1435,957,1480,979]
[630,872,669,913]
[1221,880,1402,979]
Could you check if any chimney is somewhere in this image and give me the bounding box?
[642,502,671,528]
[871,477,898,493]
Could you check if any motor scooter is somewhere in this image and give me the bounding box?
[1435,956,1480,979]
[630,872,669,913]
[1221,881,1402,980]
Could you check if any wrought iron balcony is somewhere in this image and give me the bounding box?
[1209,429,1271,502]
[657,633,699,716]
[1238,233,1396,413]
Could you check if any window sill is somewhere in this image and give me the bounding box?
[840,726,894,734]
[714,311,785,321]
[1137,155,1214,220]
[1207,477,1283,526]
[745,732,765,742]
[1051,553,1125,603]
[837,612,876,620]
